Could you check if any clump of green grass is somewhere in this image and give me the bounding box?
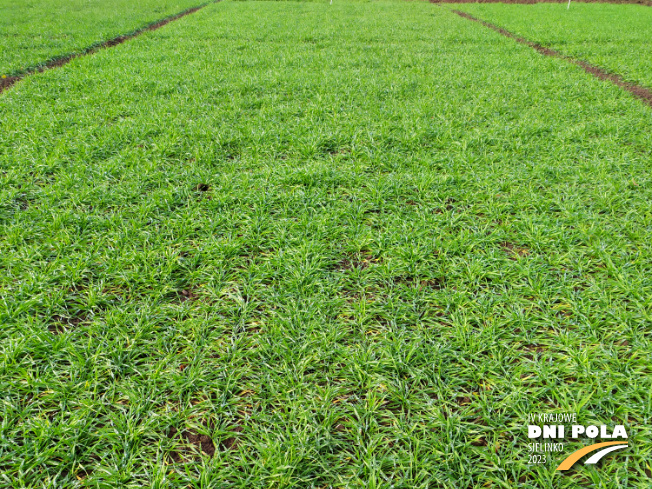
[1,1,651,487]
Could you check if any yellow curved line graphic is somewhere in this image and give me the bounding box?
[556,441,628,471]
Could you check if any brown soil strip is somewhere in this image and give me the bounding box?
[451,10,652,107]
[434,0,651,4]
[0,2,214,94]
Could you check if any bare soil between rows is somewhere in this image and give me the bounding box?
[0,3,212,94]
[452,10,652,107]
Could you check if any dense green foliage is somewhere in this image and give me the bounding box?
[0,0,207,75]
[1,1,651,487]
[454,3,652,88]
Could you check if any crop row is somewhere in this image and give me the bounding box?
[0,0,208,76]
[454,3,652,88]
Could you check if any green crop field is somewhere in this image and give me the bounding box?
[453,3,652,89]
[1,1,651,488]
[0,0,207,76]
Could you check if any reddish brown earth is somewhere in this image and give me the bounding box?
[452,9,652,107]
[0,3,213,94]
[434,0,651,5]
[0,75,20,92]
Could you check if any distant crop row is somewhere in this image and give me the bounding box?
[0,0,207,76]
[454,3,652,89]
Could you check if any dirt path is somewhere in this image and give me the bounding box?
[451,9,652,107]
